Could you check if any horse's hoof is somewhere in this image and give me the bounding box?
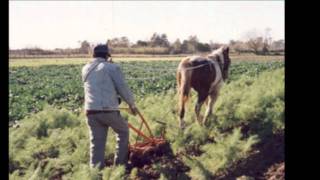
[196,118,203,125]
[202,121,207,127]
[179,121,186,130]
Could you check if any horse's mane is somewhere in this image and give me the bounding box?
[207,47,224,60]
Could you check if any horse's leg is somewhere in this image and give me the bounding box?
[178,83,190,130]
[195,92,208,125]
[179,94,187,129]
[204,97,209,106]
[203,89,219,126]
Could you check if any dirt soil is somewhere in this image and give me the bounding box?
[128,140,191,179]
[215,132,284,180]
[103,131,284,180]
[104,140,191,180]
[263,162,285,180]
[133,153,191,180]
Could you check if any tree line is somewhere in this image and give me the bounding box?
[10,31,284,57]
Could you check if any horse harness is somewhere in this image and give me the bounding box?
[208,60,224,94]
[82,58,113,83]
[184,56,224,94]
[82,61,101,82]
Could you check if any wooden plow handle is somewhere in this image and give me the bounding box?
[118,107,154,139]
[128,123,154,142]
[135,108,154,138]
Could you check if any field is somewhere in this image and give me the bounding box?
[9,55,284,179]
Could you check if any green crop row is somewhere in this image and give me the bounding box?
[9,67,284,179]
[9,61,284,122]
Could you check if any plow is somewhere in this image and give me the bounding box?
[119,107,171,167]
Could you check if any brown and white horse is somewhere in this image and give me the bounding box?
[176,46,231,129]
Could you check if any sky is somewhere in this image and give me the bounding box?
[9,1,284,50]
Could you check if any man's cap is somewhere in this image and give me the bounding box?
[93,44,109,54]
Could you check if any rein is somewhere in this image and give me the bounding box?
[182,55,223,73]
[180,56,224,94]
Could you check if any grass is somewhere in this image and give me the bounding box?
[9,55,284,179]
[9,61,284,122]
[9,67,284,179]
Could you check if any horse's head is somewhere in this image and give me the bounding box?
[221,46,231,80]
[208,46,231,80]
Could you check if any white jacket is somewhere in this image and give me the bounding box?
[82,58,135,110]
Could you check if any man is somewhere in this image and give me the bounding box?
[82,44,138,169]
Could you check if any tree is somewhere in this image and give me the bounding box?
[229,40,236,47]
[160,34,170,47]
[136,40,148,47]
[170,39,182,54]
[196,42,211,52]
[150,33,162,47]
[188,35,199,46]
[119,36,130,47]
[79,41,91,54]
[270,39,284,51]
[181,40,188,53]
[229,40,246,54]
[178,35,199,54]
[181,40,196,54]
[261,28,272,55]
[150,33,170,47]
[108,38,119,48]
[209,41,223,50]
[247,37,264,54]
[244,28,274,55]
[106,37,130,48]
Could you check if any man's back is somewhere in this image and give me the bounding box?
[82,57,135,111]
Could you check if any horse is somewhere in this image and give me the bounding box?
[176,46,231,129]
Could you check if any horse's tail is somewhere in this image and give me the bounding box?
[177,58,192,125]
[176,69,182,95]
[177,58,191,99]
[179,71,191,100]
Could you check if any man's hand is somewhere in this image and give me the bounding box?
[117,96,122,105]
[129,105,138,116]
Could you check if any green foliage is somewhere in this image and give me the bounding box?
[129,167,138,179]
[101,165,126,180]
[184,128,259,178]
[69,164,101,180]
[214,68,284,137]
[171,124,210,154]
[159,173,169,180]
[182,157,212,180]
[9,60,284,179]
[9,61,283,122]
[10,107,85,177]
